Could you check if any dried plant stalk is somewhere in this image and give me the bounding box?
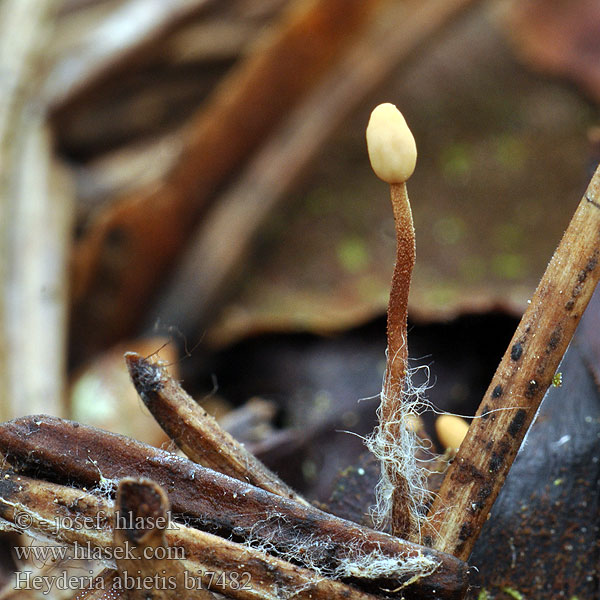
[113,478,212,600]
[0,472,387,600]
[0,0,62,421]
[424,165,600,560]
[0,416,468,598]
[4,123,73,420]
[125,352,305,504]
[381,182,417,539]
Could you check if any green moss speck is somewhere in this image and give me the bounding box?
[440,142,472,181]
[424,283,459,307]
[491,253,528,280]
[492,223,524,252]
[493,133,527,172]
[459,255,486,282]
[336,237,370,273]
[433,215,466,246]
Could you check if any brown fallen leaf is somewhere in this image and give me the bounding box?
[504,0,600,102]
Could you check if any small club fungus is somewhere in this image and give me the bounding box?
[435,415,469,452]
[366,102,417,184]
[365,103,427,543]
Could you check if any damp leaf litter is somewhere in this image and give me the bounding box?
[0,103,599,600]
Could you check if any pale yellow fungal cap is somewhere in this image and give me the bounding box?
[366,103,417,184]
[435,414,469,451]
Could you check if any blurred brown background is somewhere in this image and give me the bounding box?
[1,0,600,598]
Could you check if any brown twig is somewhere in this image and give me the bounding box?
[0,415,468,598]
[69,0,383,358]
[0,472,381,600]
[424,164,600,560]
[124,352,306,504]
[114,478,212,600]
[47,0,216,110]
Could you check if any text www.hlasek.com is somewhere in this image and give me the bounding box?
[14,542,253,594]
[14,540,184,567]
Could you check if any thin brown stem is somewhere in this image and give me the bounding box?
[384,182,416,396]
[380,182,417,540]
[424,164,600,561]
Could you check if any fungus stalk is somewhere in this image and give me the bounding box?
[365,103,424,540]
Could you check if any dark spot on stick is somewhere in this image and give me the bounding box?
[511,343,523,361]
[508,409,527,437]
[469,465,484,481]
[547,327,562,352]
[478,485,492,502]
[585,254,598,272]
[459,522,473,541]
[489,452,503,473]
[0,477,19,502]
[125,353,163,399]
[525,379,539,399]
[454,462,483,484]
[481,404,492,419]
[469,484,493,512]
[492,385,503,399]
[565,299,575,311]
